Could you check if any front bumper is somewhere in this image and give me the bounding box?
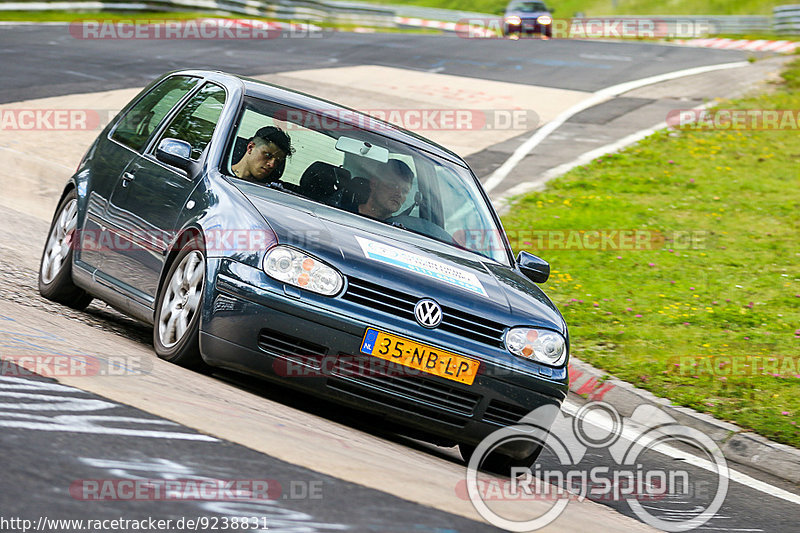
[505,22,552,35]
[201,259,569,455]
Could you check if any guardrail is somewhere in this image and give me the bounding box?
[644,15,771,35]
[0,0,399,26]
[774,4,800,34]
[1,0,799,36]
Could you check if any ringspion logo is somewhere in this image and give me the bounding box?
[464,402,728,531]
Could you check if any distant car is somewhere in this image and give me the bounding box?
[503,0,554,37]
[39,69,569,472]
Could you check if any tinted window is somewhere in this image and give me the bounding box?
[158,83,227,160]
[225,97,510,265]
[511,1,548,11]
[111,76,198,152]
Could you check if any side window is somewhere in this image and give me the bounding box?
[158,83,227,160]
[111,76,198,152]
[230,107,341,185]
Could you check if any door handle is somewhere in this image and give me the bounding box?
[121,172,136,187]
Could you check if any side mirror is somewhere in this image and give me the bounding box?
[156,138,192,171]
[517,250,550,283]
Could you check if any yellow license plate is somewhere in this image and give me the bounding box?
[359,328,480,385]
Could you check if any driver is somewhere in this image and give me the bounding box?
[358,159,414,220]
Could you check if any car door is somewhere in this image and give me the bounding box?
[81,75,199,274]
[100,82,227,307]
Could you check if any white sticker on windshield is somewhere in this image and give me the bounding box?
[356,236,487,297]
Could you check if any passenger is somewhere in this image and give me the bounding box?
[358,159,414,220]
[231,126,292,183]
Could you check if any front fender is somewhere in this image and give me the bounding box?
[169,170,278,269]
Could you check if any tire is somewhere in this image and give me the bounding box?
[153,242,207,369]
[459,442,544,477]
[38,189,93,310]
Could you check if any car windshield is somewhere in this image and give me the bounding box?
[510,1,548,12]
[224,96,510,265]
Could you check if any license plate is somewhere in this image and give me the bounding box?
[360,328,480,385]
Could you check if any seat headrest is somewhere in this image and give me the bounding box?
[339,176,371,213]
[299,162,350,203]
[232,137,249,163]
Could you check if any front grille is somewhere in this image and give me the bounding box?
[258,329,328,363]
[328,355,482,418]
[483,399,530,426]
[343,277,506,347]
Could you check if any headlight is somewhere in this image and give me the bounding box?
[505,328,566,366]
[505,15,522,25]
[263,246,343,296]
[537,15,552,25]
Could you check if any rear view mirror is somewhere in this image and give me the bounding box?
[156,138,192,171]
[517,250,550,283]
[336,137,389,163]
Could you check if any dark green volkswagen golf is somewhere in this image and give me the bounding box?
[39,69,569,471]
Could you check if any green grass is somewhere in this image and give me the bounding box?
[501,57,800,447]
[348,0,787,18]
[0,0,788,19]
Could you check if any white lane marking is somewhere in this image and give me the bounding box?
[483,61,749,193]
[0,413,219,440]
[579,53,633,62]
[494,100,715,212]
[0,376,218,441]
[561,400,800,506]
[494,120,666,211]
[81,456,350,531]
[0,391,115,411]
[62,69,107,81]
[699,516,764,532]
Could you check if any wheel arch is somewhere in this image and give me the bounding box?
[156,226,206,309]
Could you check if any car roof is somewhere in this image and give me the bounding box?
[507,0,548,9]
[172,69,468,168]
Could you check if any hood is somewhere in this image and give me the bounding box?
[242,187,566,333]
